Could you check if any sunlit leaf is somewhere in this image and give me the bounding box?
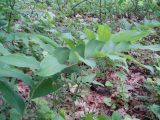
[98,24,111,42]
[111,30,150,43]
[84,28,95,40]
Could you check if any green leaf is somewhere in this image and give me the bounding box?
[69,50,79,64]
[97,24,111,42]
[101,40,115,53]
[124,115,140,120]
[130,44,160,51]
[30,75,62,98]
[115,42,130,52]
[84,28,95,40]
[54,115,65,120]
[30,38,55,54]
[10,108,21,120]
[105,81,113,88]
[111,30,150,43]
[85,40,103,58]
[53,47,70,64]
[74,42,85,58]
[59,109,66,119]
[112,111,122,120]
[149,104,160,119]
[68,41,85,64]
[64,39,75,48]
[77,53,96,68]
[0,20,7,27]
[0,43,10,55]
[103,97,112,106]
[5,32,57,52]
[0,54,40,70]
[33,34,58,48]
[0,67,34,87]
[38,55,67,77]
[62,33,74,40]
[0,79,25,115]
[157,79,160,86]
[85,114,93,120]
[96,115,110,120]
[81,58,96,68]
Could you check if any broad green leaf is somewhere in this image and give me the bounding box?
[59,109,66,119]
[97,24,111,42]
[77,53,96,68]
[62,33,74,40]
[157,79,160,86]
[38,55,67,77]
[6,32,58,47]
[30,75,62,98]
[0,79,25,115]
[0,43,10,55]
[105,81,113,87]
[68,41,85,64]
[81,58,96,68]
[30,38,55,54]
[0,54,40,70]
[5,32,57,52]
[103,97,112,106]
[0,31,6,38]
[53,47,70,64]
[115,42,130,52]
[112,111,122,120]
[101,40,115,53]
[85,114,93,120]
[124,115,140,120]
[0,20,7,27]
[10,108,21,120]
[149,104,160,119]
[0,67,34,87]
[108,55,123,61]
[33,34,58,48]
[74,42,85,58]
[84,28,95,40]
[130,44,160,51]
[96,115,110,120]
[69,50,78,64]
[111,30,150,43]
[64,39,75,48]
[54,115,65,120]
[85,40,103,58]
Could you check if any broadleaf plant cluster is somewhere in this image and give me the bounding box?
[0,0,160,119]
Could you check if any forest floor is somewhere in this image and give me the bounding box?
[16,14,160,120]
